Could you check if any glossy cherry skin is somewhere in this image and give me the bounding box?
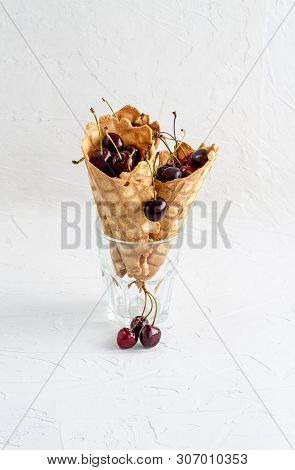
[90,148,114,176]
[180,165,194,178]
[124,145,141,165]
[144,197,167,222]
[90,148,111,168]
[159,166,183,182]
[156,164,171,181]
[130,316,149,339]
[181,154,192,166]
[190,148,208,169]
[140,325,161,348]
[102,132,124,151]
[117,328,137,349]
[111,150,135,175]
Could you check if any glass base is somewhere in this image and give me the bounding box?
[96,226,181,327]
[104,271,175,326]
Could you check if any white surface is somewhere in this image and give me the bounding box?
[0,0,295,450]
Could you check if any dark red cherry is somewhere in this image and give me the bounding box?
[156,164,171,181]
[90,148,111,168]
[180,166,195,178]
[102,132,124,151]
[159,166,183,182]
[111,150,135,175]
[130,316,149,339]
[124,145,141,165]
[117,328,137,349]
[181,154,192,166]
[131,122,141,127]
[156,160,180,176]
[140,325,161,348]
[190,148,208,169]
[144,197,167,222]
[90,148,115,176]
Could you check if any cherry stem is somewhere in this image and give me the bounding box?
[167,153,181,165]
[160,132,186,155]
[104,127,122,160]
[146,289,158,326]
[143,289,155,321]
[146,292,155,319]
[130,291,148,332]
[170,128,186,164]
[127,281,157,325]
[158,135,173,154]
[159,133,181,165]
[160,131,178,141]
[173,111,177,141]
[160,132,187,158]
[90,107,103,153]
[102,97,117,118]
[142,290,147,316]
[127,148,136,172]
[72,156,85,165]
[163,138,187,156]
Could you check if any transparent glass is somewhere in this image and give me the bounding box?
[96,226,181,325]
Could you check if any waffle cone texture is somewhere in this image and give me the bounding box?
[154,142,218,240]
[81,105,219,280]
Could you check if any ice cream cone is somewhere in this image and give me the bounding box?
[81,105,218,281]
[81,108,161,279]
[153,142,219,240]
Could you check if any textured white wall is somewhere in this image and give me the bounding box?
[1,0,294,230]
[1,0,295,450]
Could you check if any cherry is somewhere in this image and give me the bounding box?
[102,132,124,151]
[180,165,194,177]
[124,145,141,165]
[158,166,183,182]
[156,164,172,181]
[190,148,208,169]
[130,316,149,339]
[111,150,135,175]
[181,154,192,166]
[90,148,114,176]
[131,122,141,127]
[140,325,161,348]
[117,328,137,349]
[144,197,167,222]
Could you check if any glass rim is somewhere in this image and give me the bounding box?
[98,230,181,246]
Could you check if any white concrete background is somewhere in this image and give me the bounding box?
[0,0,295,450]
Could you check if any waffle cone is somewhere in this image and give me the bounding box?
[115,105,160,147]
[82,107,162,279]
[153,142,219,240]
[81,105,218,281]
[106,140,218,280]
[129,142,219,279]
